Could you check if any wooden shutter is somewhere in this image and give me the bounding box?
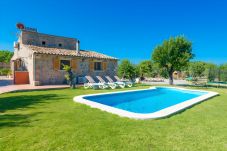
[102,62,107,70]
[89,60,94,71]
[71,58,77,71]
[53,57,60,71]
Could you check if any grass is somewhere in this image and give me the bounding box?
[0,85,227,151]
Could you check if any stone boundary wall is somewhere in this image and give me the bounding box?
[0,62,10,69]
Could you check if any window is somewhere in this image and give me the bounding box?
[18,43,20,50]
[94,62,102,71]
[27,39,34,45]
[60,60,70,70]
[58,43,62,47]
[42,41,46,46]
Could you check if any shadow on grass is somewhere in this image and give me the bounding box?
[0,93,64,113]
[0,93,66,127]
[0,113,40,128]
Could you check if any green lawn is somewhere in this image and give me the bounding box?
[0,85,227,151]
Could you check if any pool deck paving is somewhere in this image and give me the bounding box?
[0,84,69,94]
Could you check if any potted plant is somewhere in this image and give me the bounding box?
[63,65,76,89]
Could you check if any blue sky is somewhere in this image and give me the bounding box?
[0,0,227,64]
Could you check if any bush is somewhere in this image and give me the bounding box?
[0,68,11,76]
[63,65,76,88]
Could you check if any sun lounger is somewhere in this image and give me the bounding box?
[84,76,108,89]
[144,77,165,82]
[105,76,125,88]
[96,76,117,89]
[190,78,208,87]
[114,76,133,87]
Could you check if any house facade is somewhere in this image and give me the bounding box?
[11,25,118,85]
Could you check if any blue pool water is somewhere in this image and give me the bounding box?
[84,87,208,114]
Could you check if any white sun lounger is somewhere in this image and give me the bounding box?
[96,76,117,89]
[114,76,133,87]
[84,76,108,89]
[105,76,125,88]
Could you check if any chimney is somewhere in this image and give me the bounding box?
[76,40,80,53]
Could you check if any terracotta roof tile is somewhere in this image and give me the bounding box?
[24,45,118,60]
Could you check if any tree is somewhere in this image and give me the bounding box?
[138,60,153,78]
[189,62,206,79]
[134,64,140,78]
[118,59,136,80]
[152,36,194,85]
[219,63,227,82]
[0,50,13,63]
[205,63,218,82]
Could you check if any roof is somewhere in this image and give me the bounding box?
[24,45,118,60]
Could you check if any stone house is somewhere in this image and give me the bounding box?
[11,26,118,85]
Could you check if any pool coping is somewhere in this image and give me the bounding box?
[73,87,219,119]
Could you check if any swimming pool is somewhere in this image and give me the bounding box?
[73,87,218,119]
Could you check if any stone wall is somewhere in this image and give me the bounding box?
[34,54,118,85]
[21,30,78,50]
[34,54,64,85]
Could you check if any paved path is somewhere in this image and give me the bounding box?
[141,79,189,85]
[0,84,69,94]
[0,76,69,94]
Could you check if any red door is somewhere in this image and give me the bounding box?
[14,71,29,84]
